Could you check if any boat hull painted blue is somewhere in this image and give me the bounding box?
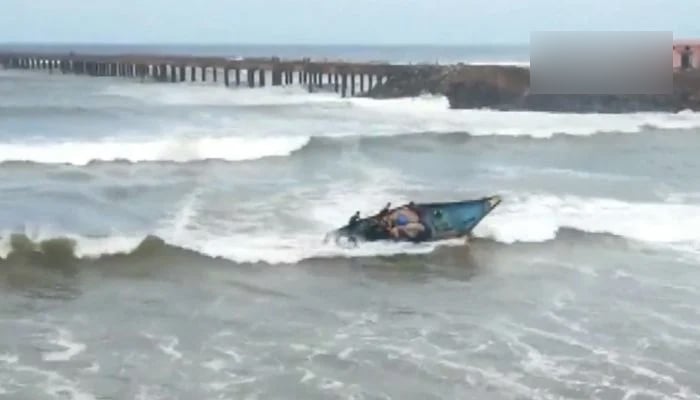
[328,195,501,244]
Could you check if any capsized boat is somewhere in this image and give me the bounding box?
[326,195,501,245]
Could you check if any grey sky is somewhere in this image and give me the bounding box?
[1,0,698,44]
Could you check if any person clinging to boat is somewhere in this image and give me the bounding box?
[362,201,426,240]
[385,203,426,239]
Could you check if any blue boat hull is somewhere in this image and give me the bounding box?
[328,195,501,244]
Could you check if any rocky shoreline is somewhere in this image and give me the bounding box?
[365,64,700,113]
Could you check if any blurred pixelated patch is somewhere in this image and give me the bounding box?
[529,31,672,95]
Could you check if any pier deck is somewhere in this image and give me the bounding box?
[0,52,414,97]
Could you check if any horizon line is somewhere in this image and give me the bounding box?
[0,41,531,47]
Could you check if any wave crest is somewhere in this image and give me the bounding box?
[0,225,689,270]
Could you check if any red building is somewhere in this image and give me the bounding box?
[673,41,700,69]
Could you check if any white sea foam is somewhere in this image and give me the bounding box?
[476,193,700,246]
[42,328,86,362]
[3,82,700,165]
[0,135,310,165]
[2,188,699,264]
[102,82,345,107]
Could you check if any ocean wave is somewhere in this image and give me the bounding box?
[0,123,697,166]
[475,193,700,246]
[0,226,692,272]
[0,229,631,270]
[2,191,698,266]
[3,79,700,165]
[0,136,311,165]
[101,82,348,107]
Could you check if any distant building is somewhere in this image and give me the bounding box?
[673,41,700,70]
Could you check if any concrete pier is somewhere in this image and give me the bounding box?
[0,52,406,97]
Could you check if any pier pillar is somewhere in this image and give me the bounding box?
[213,67,218,82]
[170,65,176,82]
[360,74,365,93]
[48,60,54,74]
[160,64,168,81]
[351,73,356,96]
[235,69,240,86]
[179,66,185,82]
[201,66,206,82]
[272,68,282,86]
[137,65,146,81]
[298,70,303,85]
[248,69,256,87]
[224,68,230,86]
[334,73,339,93]
[341,74,347,97]
[369,75,374,89]
[259,69,265,86]
[190,66,196,82]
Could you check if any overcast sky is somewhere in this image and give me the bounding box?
[1,0,698,44]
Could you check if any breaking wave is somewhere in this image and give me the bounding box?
[2,192,699,266]
[0,124,697,165]
[0,229,638,270]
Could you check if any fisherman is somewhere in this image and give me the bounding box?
[386,203,426,240]
[348,211,360,227]
[377,202,391,218]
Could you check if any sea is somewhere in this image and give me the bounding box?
[0,44,699,400]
